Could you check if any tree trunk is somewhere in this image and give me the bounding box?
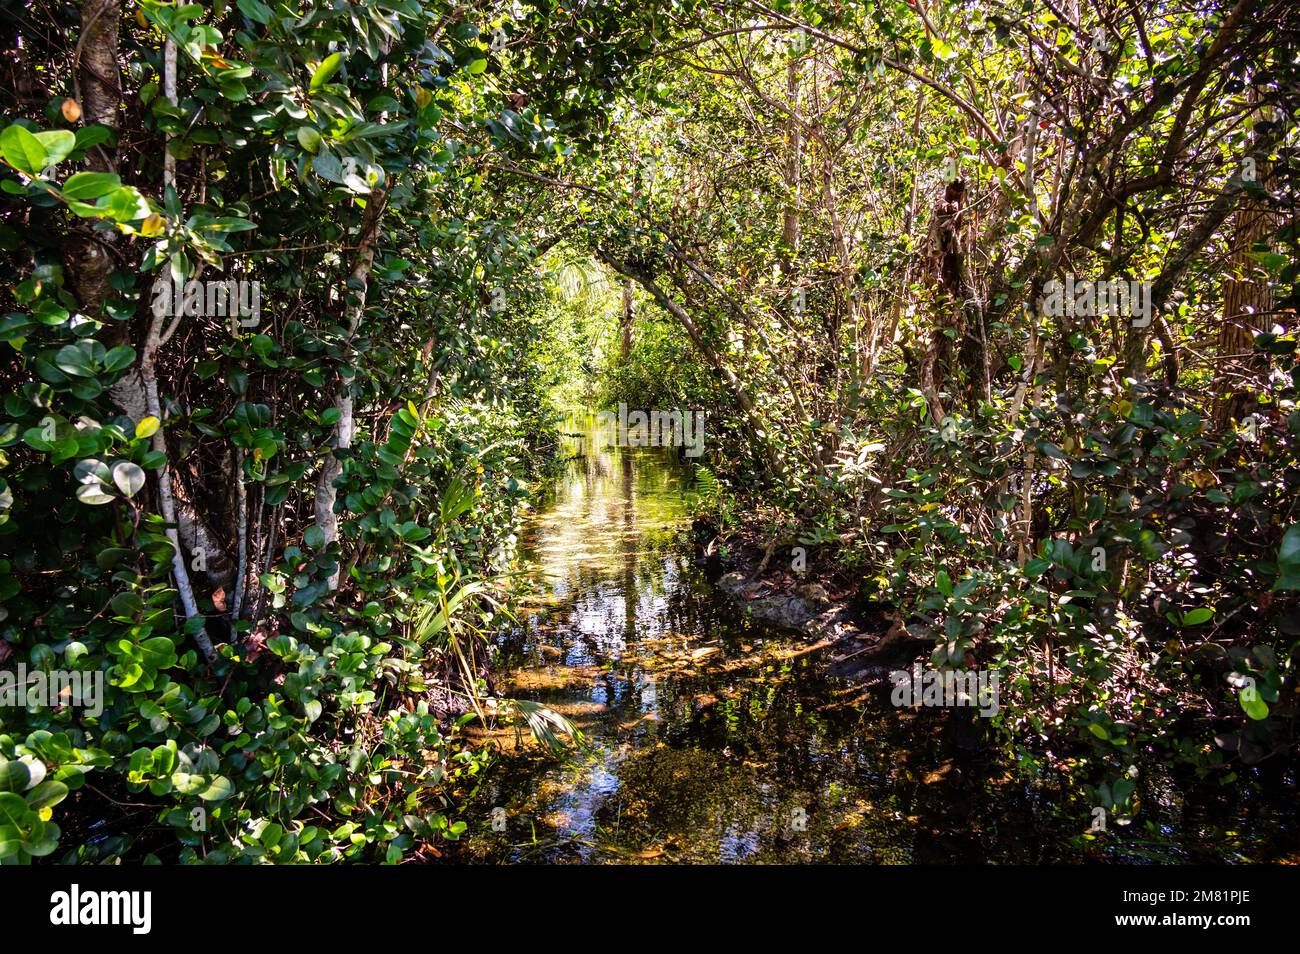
[620,281,634,360]
[918,178,969,422]
[63,0,120,317]
[1213,91,1277,426]
[315,190,388,590]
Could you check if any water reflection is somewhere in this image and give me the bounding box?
[460,413,1299,864]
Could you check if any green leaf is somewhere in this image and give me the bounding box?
[1037,441,1067,460]
[935,569,952,597]
[312,151,343,183]
[53,344,95,377]
[1023,558,1050,577]
[236,0,273,23]
[296,126,322,153]
[32,300,69,326]
[195,775,234,801]
[1275,524,1300,590]
[304,525,325,549]
[35,130,77,166]
[24,818,61,856]
[0,760,35,793]
[930,39,957,61]
[74,125,113,151]
[74,458,111,485]
[310,53,343,91]
[1240,685,1269,721]
[0,792,31,826]
[24,780,69,812]
[0,313,33,341]
[112,460,146,497]
[1180,607,1213,626]
[1,125,46,175]
[135,416,160,440]
[0,126,74,175]
[399,522,430,543]
[59,171,122,201]
[76,483,116,505]
[102,345,136,373]
[0,824,21,859]
[98,185,151,222]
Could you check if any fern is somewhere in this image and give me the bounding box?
[692,465,721,509]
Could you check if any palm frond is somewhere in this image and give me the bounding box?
[500,698,585,754]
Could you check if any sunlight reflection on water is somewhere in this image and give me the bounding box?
[459,412,1299,865]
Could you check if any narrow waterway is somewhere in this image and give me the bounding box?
[458,413,1298,864]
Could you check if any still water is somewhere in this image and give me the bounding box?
[457,413,1297,864]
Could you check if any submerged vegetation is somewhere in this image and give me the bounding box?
[0,0,1297,864]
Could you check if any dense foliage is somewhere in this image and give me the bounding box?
[0,0,1297,863]
[518,1,1300,828]
[0,0,655,863]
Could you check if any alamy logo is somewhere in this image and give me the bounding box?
[50,884,151,934]
[0,665,103,717]
[597,402,705,458]
[1041,274,1151,328]
[151,276,260,331]
[889,664,1000,717]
